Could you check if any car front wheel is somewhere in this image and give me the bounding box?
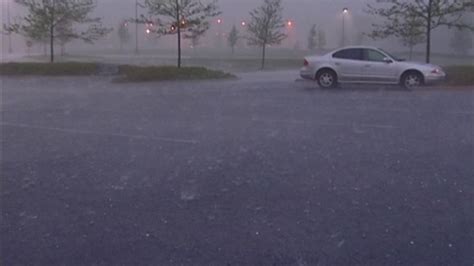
[402,72,423,89]
[317,70,338,89]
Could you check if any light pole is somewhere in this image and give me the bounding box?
[135,0,139,55]
[216,18,223,48]
[342,7,348,47]
[7,0,13,54]
[286,20,294,48]
[426,0,432,63]
[50,0,56,63]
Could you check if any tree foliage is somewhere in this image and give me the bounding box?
[398,16,425,46]
[140,0,221,67]
[246,0,287,69]
[400,15,426,59]
[227,25,239,54]
[5,0,110,62]
[366,0,474,63]
[307,24,317,50]
[56,21,75,55]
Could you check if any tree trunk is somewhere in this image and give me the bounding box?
[176,0,181,68]
[261,43,266,70]
[50,25,55,63]
[425,0,432,63]
[50,0,55,63]
[177,29,182,68]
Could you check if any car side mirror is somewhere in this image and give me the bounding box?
[383,57,393,64]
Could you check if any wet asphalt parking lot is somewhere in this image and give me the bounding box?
[1,73,473,265]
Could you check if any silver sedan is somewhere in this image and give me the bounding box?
[300,46,446,89]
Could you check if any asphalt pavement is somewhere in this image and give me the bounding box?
[1,75,473,265]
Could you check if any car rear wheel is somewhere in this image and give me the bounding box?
[317,70,338,89]
[401,72,423,89]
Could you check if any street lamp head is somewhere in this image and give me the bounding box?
[241,21,246,27]
[343,8,349,14]
[217,18,222,24]
[287,20,293,27]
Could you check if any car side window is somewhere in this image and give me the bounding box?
[365,49,387,62]
[333,49,363,60]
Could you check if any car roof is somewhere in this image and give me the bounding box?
[308,46,386,58]
[334,45,380,51]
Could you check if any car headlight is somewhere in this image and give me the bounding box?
[431,68,442,74]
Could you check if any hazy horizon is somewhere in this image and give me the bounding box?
[1,0,472,57]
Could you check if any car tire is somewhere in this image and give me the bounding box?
[316,69,338,89]
[401,71,423,89]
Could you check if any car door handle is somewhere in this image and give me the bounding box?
[364,64,371,67]
[335,62,341,66]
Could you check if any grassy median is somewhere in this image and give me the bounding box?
[443,65,474,86]
[1,62,472,86]
[117,65,235,82]
[0,62,99,76]
[0,62,235,82]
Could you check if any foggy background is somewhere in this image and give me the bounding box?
[1,0,473,62]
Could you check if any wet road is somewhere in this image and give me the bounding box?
[2,76,473,265]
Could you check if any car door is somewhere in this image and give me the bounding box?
[332,48,365,82]
[362,49,399,83]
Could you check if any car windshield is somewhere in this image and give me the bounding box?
[2,0,473,266]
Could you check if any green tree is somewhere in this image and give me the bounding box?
[140,0,221,68]
[246,0,287,69]
[3,14,48,55]
[5,0,111,62]
[118,20,131,51]
[368,11,425,60]
[366,0,474,63]
[317,28,326,51]
[399,15,425,60]
[307,24,317,51]
[227,25,239,54]
[56,21,74,56]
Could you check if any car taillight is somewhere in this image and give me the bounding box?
[431,68,441,74]
[303,59,309,66]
